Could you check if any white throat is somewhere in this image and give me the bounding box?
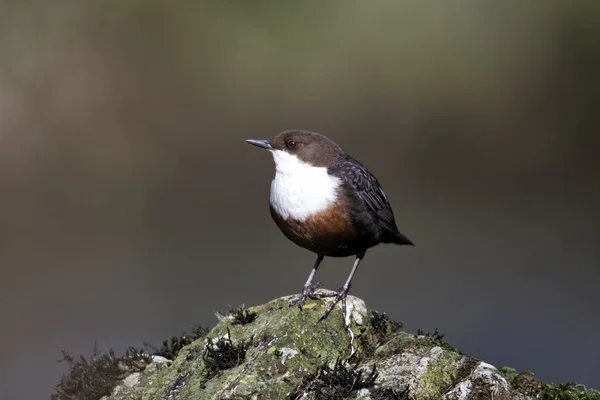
[269,150,341,221]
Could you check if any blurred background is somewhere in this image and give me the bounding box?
[1,1,599,398]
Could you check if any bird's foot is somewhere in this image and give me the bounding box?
[306,283,338,299]
[318,284,351,322]
[288,282,329,310]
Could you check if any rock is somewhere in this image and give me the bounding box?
[101,294,533,400]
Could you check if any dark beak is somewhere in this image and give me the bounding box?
[245,139,272,150]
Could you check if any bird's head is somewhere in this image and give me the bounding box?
[245,130,344,171]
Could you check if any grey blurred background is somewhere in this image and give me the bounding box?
[1,1,599,398]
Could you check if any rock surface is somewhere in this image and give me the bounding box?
[103,294,532,400]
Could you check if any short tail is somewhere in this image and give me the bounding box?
[393,231,414,246]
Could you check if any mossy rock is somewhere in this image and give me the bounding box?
[98,294,533,400]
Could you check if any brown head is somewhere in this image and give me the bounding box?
[245,130,345,168]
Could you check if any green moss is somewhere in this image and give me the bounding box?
[114,295,365,399]
[373,332,423,359]
[412,351,462,400]
[54,295,600,400]
[498,366,600,400]
[538,383,600,400]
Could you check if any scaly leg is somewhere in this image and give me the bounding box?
[288,255,326,310]
[318,252,365,322]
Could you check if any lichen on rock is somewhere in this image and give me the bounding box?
[66,294,542,399]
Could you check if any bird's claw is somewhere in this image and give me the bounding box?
[318,285,351,322]
[288,282,324,310]
[289,283,352,324]
[288,294,307,310]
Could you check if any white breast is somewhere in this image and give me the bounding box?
[269,150,341,221]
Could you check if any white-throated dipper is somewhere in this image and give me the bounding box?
[246,130,413,322]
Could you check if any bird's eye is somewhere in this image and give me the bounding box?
[287,140,296,148]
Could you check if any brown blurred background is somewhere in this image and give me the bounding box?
[1,1,599,398]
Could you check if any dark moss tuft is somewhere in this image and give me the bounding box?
[416,327,456,352]
[468,376,495,399]
[537,382,600,400]
[370,386,411,400]
[288,358,377,400]
[498,366,600,400]
[51,344,151,400]
[498,366,540,396]
[165,371,192,398]
[228,305,258,325]
[203,328,251,379]
[144,325,209,360]
[370,311,403,342]
[256,332,277,346]
[416,327,445,341]
[355,311,404,359]
[454,356,480,385]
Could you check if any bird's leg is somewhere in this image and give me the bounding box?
[288,255,325,310]
[318,253,365,322]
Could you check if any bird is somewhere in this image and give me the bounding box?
[245,130,413,322]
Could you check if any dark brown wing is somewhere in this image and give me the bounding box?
[329,156,413,245]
